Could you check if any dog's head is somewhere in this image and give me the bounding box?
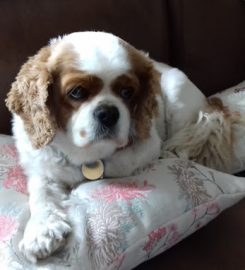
[6,32,161,162]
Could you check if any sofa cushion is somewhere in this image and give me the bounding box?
[0,135,245,270]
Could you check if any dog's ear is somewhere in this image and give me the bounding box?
[6,47,57,149]
[128,48,161,140]
[135,61,161,139]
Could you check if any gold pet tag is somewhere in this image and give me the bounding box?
[82,160,104,180]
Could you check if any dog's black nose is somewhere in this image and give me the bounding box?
[93,105,119,127]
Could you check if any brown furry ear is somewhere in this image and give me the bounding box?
[6,47,57,149]
[134,61,161,139]
[126,45,161,139]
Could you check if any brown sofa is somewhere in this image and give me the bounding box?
[0,0,244,269]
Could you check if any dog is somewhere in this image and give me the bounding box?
[5,31,245,262]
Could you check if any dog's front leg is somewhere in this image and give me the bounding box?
[19,175,71,263]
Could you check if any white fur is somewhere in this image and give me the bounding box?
[50,32,130,82]
[154,61,207,136]
[12,31,245,262]
[158,64,245,173]
[13,32,164,262]
[67,94,130,162]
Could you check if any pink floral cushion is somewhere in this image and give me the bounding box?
[0,134,245,270]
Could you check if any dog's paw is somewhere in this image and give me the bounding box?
[19,213,72,263]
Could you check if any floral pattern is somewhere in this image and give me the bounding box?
[86,203,128,269]
[0,145,18,179]
[0,216,19,244]
[87,181,155,269]
[168,160,224,208]
[143,227,167,253]
[143,223,182,258]
[3,165,27,194]
[142,200,222,258]
[0,135,245,270]
[0,143,28,194]
[92,180,155,203]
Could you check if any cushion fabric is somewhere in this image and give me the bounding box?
[0,135,245,270]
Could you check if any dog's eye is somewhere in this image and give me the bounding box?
[68,86,89,101]
[120,87,134,101]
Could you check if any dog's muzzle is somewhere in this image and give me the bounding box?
[93,104,119,128]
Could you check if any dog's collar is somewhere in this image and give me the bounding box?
[82,138,133,181]
[82,160,104,180]
[116,137,133,152]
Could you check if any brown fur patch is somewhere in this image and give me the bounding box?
[5,46,57,149]
[208,97,229,117]
[121,40,161,140]
[198,96,242,171]
[111,73,140,103]
[51,71,103,129]
[47,44,104,130]
[6,42,104,147]
[80,129,87,138]
[165,95,244,172]
[208,97,240,121]
[48,42,80,73]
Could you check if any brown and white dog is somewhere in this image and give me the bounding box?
[5,31,245,262]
